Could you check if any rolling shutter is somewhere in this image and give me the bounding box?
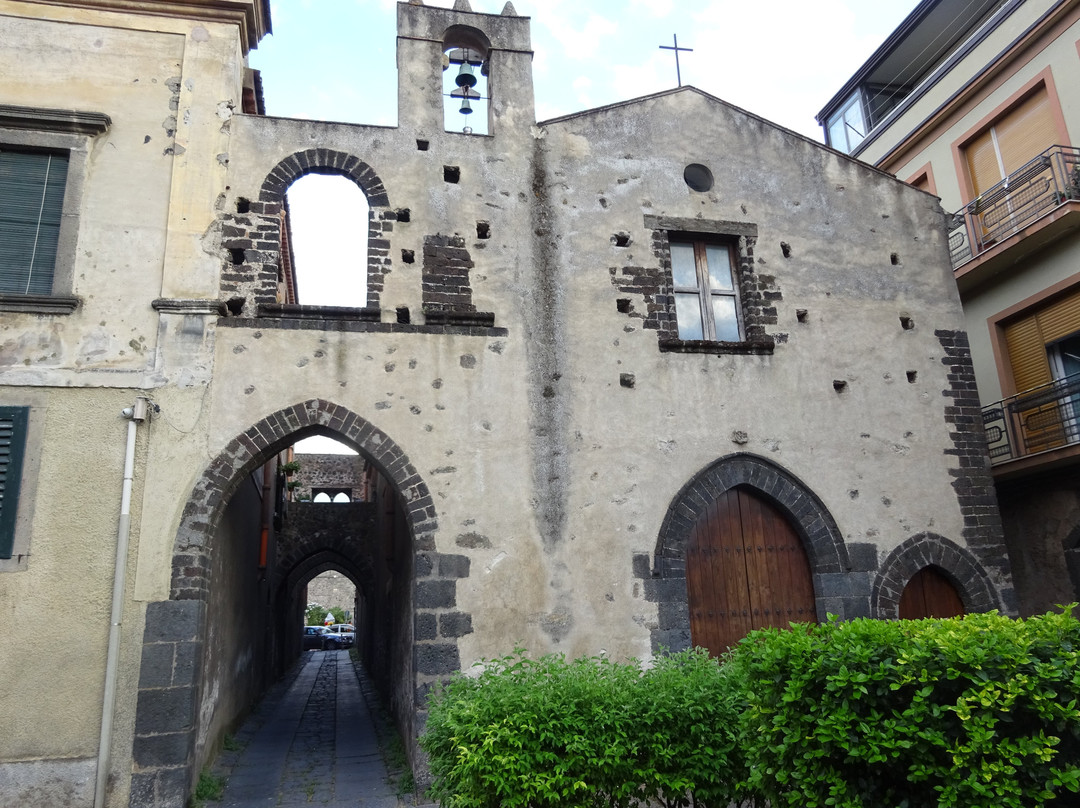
[0,149,69,295]
[1004,288,1080,393]
[966,85,1056,197]
[0,407,29,559]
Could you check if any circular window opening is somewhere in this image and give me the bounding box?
[684,163,714,192]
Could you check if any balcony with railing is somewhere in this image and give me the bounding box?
[983,373,1080,470]
[948,145,1080,278]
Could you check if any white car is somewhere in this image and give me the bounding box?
[323,624,355,649]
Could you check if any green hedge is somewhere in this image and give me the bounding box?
[732,609,1080,807]
[420,648,746,808]
[421,609,1080,808]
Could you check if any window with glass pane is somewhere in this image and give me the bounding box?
[0,149,69,295]
[671,240,742,342]
[826,91,867,154]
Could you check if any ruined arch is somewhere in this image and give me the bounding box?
[643,453,850,655]
[257,150,393,309]
[259,150,389,207]
[873,532,1002,618]
[130,400,461,807]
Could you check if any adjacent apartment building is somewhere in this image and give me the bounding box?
[820,0,1080,614]
[1,1,1015,805]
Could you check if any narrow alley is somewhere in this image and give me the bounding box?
[206,651,428,808]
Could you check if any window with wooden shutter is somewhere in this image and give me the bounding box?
[1004,288,1080,393]
[1002,290,1080,453]
[0,148,69,295]
[0,407,29,560]
[965,85,1057,198]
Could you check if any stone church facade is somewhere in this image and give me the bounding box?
[0,1,1014,806]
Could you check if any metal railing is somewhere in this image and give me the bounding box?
[982,373,1080,464]
[948,145,1080,269]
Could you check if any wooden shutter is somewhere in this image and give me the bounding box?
[0,149,69,295]
[898,566,964,619]
[966,127,1003,196]
[1004,288,1080,393]
[966,85,1056,197]
[686,488,815,655]
[995,86,1056,175]
[0,407,29,559]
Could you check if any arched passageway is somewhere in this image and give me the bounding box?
[130,401,470,805]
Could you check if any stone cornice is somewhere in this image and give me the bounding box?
[23,0,271,51]
[152,298,227,315]
[0,294,80,314]
[0,105,111,136]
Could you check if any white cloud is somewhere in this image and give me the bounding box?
[628,0,673,16]
[539,9,620,62]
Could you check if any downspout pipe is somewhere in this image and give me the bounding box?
[95,397,150,808]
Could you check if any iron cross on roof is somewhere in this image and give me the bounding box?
[659,34,693,87]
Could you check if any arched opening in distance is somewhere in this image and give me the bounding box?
[285,174,368,306]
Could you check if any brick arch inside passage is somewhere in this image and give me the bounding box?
[641,453,851,655]
[873,532,1002,618]
[130,400,471,808]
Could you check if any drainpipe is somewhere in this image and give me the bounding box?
[95,397,150,808]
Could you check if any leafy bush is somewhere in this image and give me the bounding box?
[420,648,746,808]
[304,604,345,626]
[729,609,1080,807]
[421,611,1080,808]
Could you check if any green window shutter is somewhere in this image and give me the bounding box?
[0,149,69,295]
[0,407,29,559]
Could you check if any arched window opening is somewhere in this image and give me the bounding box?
[288,436,370,502]
[898,566,965,619]
[443,43,489,135]
[285,174,368,307]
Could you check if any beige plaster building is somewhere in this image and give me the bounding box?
[819,0,1080,615]
[1,1,1014,805]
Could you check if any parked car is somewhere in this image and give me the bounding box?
[302,625,329,650]
[324,623,355,649]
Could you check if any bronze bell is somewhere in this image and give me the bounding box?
[456,61,477,88]
[460,97,473,115]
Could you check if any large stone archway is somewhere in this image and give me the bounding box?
[128,400,470,808]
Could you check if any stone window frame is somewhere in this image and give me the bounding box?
[644,215,775,355]
[0,105,111,314]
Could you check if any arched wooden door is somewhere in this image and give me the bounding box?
[898,566,965,619]
[686,487,816,655]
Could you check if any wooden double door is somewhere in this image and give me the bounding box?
[686,487,816,655]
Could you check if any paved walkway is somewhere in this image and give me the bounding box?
[207,650,429,808]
